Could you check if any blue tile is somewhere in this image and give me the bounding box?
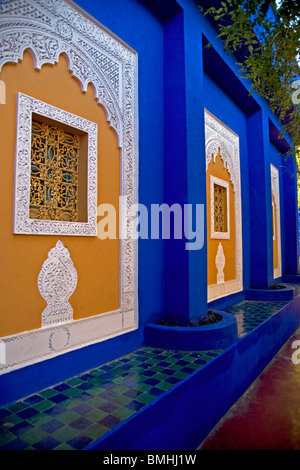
[66,434,93,450]
[49,393,68,404]
[40,418,64,434]
[70,417,93,431]
[99,402,119,413]
[45,405,66,417]
[24,394,44,405]
[17,407,39,420]
[10,421,34,436]
[148,387,165,397]
[144,378,160,386]
[53,383,70,392]
[0,437,28,450]
[0,409,11,420]
[33,435,61,450]
[125,400,144,411]
[99,415,121,429]
[71,403,94,416]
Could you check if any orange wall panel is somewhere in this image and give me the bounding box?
[206,152,236,286]
[0,51,120,336]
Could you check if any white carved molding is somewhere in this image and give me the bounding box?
[215,242,225,284]
[271,164,282,278]
[38,240,78,326]
[205,109,243,301]
[13,93,98,236]
[0,0,138,374]
[210,175,230,239]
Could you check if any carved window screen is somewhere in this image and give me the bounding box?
[210,175,230,239]
[30,120,80,222]
[214,183,227,233]
[13,93,98,236]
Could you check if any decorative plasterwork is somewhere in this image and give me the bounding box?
[205,109,243,301]
[215,242,225,284]
[210,175,230,239]
[14,92,98,236]
[271,164,282,278]
[38,240,78,326]
[0,0,138,374]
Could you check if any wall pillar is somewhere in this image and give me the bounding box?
[283,154,299,275]
[247,109,273,288]
[163,10,207,324]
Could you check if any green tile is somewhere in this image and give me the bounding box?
[51,425,78,442]
[21,428,49,445]
[8,402,28,413]
[155,381,174,391]
[63,387,82,398]
[57,411,81,425]
[33,399,55,412]
[111,407,135,420]
[27,412,51,426]
[136,393,156,405]
[0,413,22,427]
[0,430,15,446]
[65,377,83,387]
[84,423,109,439]
[85,409,108,423]
[39,389,58,399]
[134,383,152,393]
[54,442,75,450]
[152,372,170,381]
[112,395,133,406]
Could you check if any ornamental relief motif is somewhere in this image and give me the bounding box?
[38,240,78,326]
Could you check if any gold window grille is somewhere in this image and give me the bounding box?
[214,183,228,233]
[29,120,80,222]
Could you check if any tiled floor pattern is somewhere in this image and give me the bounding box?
[0,348,222,450]
[225,300,289,337]
[1,283,298,450]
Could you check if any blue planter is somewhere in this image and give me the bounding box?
[245,284,295,301]
[144,311,238,351]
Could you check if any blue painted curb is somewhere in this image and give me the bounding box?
[282,275,300,284]
[144,311,238,351]
[245,284,295,301]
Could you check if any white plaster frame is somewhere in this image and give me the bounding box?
[14,93,98,236]
[210,175,230,239]
[0,0,138,374]
[205,109,243,302]
[271,164,282,279]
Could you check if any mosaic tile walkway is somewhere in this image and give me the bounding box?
[0,348,222,450]
[225,300,289,337]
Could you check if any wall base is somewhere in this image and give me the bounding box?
[144,311,238,351]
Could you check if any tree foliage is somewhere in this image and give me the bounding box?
[200,0,300,162]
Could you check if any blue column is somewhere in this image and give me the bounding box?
[163,9,207,324]
[247,109,273,288]
[283,155,299,275]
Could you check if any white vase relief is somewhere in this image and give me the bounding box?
[38,240,78,327]
[215,242,225,284]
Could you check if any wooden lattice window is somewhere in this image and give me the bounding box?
[13,93,98,236]
[210,175,230,239]
[214,183,227,233]
[30,120,80,222]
